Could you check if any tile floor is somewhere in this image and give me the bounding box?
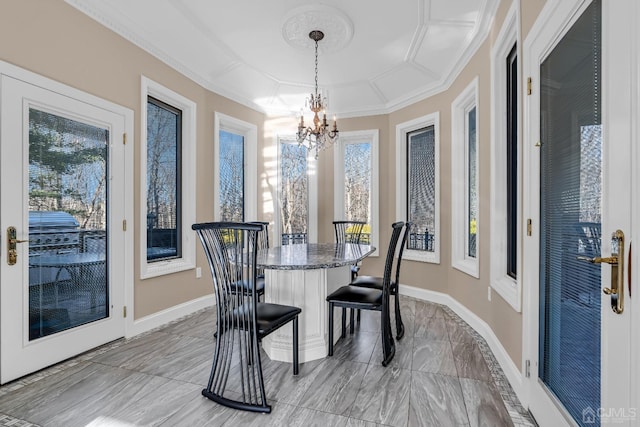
[0,297,537,427]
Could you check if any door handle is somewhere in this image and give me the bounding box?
[578,230,624,314]
[6,226,29,266]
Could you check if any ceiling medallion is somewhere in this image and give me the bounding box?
[281,4,354,54]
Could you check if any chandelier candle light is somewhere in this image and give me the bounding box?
[297,30,339,158]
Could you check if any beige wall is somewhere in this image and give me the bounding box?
[1,0,550,369]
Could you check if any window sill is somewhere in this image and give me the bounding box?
[140,258,195,280]
[404,249,440,264]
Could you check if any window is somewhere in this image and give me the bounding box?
[396,113,440,263]
[214,113,257,222]
[334,130,379,254]
[277,136,317,245]
[490,2,521,311]
[140,76,196,279]
[452,77,479,278]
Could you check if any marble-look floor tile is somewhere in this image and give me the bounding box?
[414,300,447,319]
[160,308,216,340]
[412,337,457,376]
[0,363,139,425]
[134,334,213,384]
[0,296,535,427]
[446,317,477,345]
[352,309,381,334]
[297,358,368,416]
[460,378,513,427]
[43,371,200,427]
[157,389,240,426]
[90,331,183,370]
[451,341,493,382]
[371,335,413,370]
[408,371,469,427]
[261,357,325,405]
[331,331,378,364]
[413,314,449,341]
[222,400,355,427]
[350,364,411,427]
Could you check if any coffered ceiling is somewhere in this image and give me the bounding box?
[66,0,499,118]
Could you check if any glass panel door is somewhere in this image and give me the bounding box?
[0,73,126,384]
[28,108,109,340]
[539,2,602,424]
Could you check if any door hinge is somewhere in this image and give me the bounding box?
[527,219,532,236]
[527,77,532,95]
[123,306,127,318]
[123,133,127,145]
[122,219,127,231]
[525,360,531,378]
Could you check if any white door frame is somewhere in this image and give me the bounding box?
[0,60,134,383]
[523,0,638,425]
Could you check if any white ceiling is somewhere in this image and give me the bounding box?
[66,0,499,118]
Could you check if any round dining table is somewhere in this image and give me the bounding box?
[256,242,375,363]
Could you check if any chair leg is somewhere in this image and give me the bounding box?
[357,309,361,322]
[328,302,334,356]
[341,307,347,338]
[381,304,396,367]
[293,316,299,375]
[394,290,405,340]
[350,308,355,334]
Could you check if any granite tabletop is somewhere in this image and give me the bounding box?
[256,243,376,270]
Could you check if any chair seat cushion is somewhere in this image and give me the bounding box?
[350,275,383,289]
[326,285,382,306]
[233,303,301,338]
[350,276,398,294]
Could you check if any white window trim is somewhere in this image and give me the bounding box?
[139,76,196,279]
[213,112,257,221]
[395,112,440,263]
[333,129,380,256]
[490,2,522,311]
[451,77,480,278]
[275,135,318,244]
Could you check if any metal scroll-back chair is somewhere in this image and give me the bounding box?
[326,221,404,367]
[351,222,411,339]
[333,220,366,281]
[192,222,301,414]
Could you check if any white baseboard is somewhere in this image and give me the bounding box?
[125,294,215,338]
[399,284,525,406]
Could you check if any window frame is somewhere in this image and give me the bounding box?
[275,135,318,245]
[333,129,379,256]
[395,112,440,264]
[490,2,522,311]
[213,112,257,221]
[140,76,196,279]
[451,77,480,278]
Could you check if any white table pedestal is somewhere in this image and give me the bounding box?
[261,265,352,363]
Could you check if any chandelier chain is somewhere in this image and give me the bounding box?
[315,39,319,97]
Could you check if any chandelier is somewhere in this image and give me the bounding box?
[296,30,339,158]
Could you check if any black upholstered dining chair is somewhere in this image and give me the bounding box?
[351,222,411,339]
[192,222,301,414]
[333,220,366,281]
[326,221,404,366]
